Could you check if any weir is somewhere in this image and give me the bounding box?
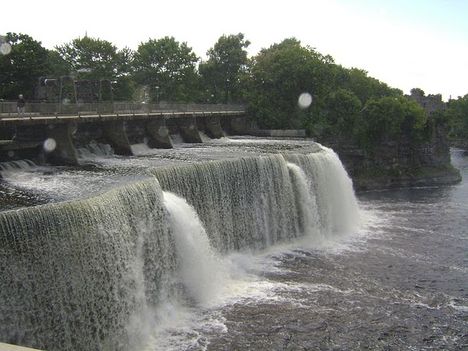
[0,146,359,350]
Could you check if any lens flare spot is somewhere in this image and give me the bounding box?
[298,92,313,109]
[0,42,12,55]
[43,138,57,152]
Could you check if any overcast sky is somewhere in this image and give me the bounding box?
[2,0,467,100]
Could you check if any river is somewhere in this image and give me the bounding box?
[0,138,466,350]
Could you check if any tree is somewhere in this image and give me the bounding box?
[0,33,50,99]
[56,36,134,100]
[343,68,401,104]
[112,47,135,101]
[199,33,250,103]
[446,95,468,140]
[57,36,120,80]
[314,88,362,139]
[133,37,199,102]
[246,38,334,129]
[358,96,426,146]
[46,50,71,77]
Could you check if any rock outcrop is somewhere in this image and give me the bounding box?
[322,124,462,191]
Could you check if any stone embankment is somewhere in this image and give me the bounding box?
[321,125,462,192]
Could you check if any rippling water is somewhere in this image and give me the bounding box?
[0,140,466,350]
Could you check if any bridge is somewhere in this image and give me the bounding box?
[0,102,248,165]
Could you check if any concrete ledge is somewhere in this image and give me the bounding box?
[0,343,42,351]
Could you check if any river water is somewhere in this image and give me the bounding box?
[202,150,468,351]
[0,138,466,350]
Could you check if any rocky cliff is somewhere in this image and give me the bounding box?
[322,124,462,191]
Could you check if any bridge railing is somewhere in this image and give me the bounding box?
[0,102,246,118]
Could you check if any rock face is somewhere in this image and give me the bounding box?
[319,91,464,191]
[322,124,462,191]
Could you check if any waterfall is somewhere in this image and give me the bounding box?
[0,180,176,350]
[285,146,360,236]
[0,160,36,174]
[286,162,322,241]
[76,142,114,160]
[153,154,301,252]
[0,145,359,350]
[163,192,227,305]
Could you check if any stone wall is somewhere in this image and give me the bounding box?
[322,124,461,191]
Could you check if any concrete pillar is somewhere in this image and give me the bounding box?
[146,119,173,149]
[177,117,202,143]
[203,115,224,139]
[45,123,79,165]
[102,121,133,156]
[229,116,247,135]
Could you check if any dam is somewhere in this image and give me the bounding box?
[0,133,466,350]
[0,102,247,165]
[0,135,360,350]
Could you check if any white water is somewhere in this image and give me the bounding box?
[0,142,362,350]
[0,159,36,174]
[286,146,360,236]
[76,142,114,160]
[163,192,228,305]
[287,162,322,241]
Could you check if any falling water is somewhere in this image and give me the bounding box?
[163,191,227,305]
[0,180,176,350]
[285,146,360,236]
[0,145,360,350]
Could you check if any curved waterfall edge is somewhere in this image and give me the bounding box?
[0,145,360,350]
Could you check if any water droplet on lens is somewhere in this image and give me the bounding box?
[43,138,57,152]
[0,42,12,55]
[298,93,313,109]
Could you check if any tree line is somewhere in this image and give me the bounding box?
[1,32,466,147]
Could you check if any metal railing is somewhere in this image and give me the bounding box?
[0,102,246,118]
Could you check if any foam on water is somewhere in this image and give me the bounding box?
[0,140,364,350]
[77,142,114,160]
[131,143,153,156]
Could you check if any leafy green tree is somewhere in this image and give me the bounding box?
[247,38,335,129]
[112,47,135,101]
[56,36,120,80]
[446,95,468,140]
[358,96,426,146]
[46,50,71,77]
[343,68,401,104]
[56,36,134,100]
[315,88,362,139]
[199,33,250,103]
[0,33,50,100]
[133,37,199,102]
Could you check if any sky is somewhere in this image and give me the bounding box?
[2,0,467,100]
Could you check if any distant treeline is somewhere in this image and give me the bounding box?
[0,32,467,145]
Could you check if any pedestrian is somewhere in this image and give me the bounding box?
[17,94,25,117]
